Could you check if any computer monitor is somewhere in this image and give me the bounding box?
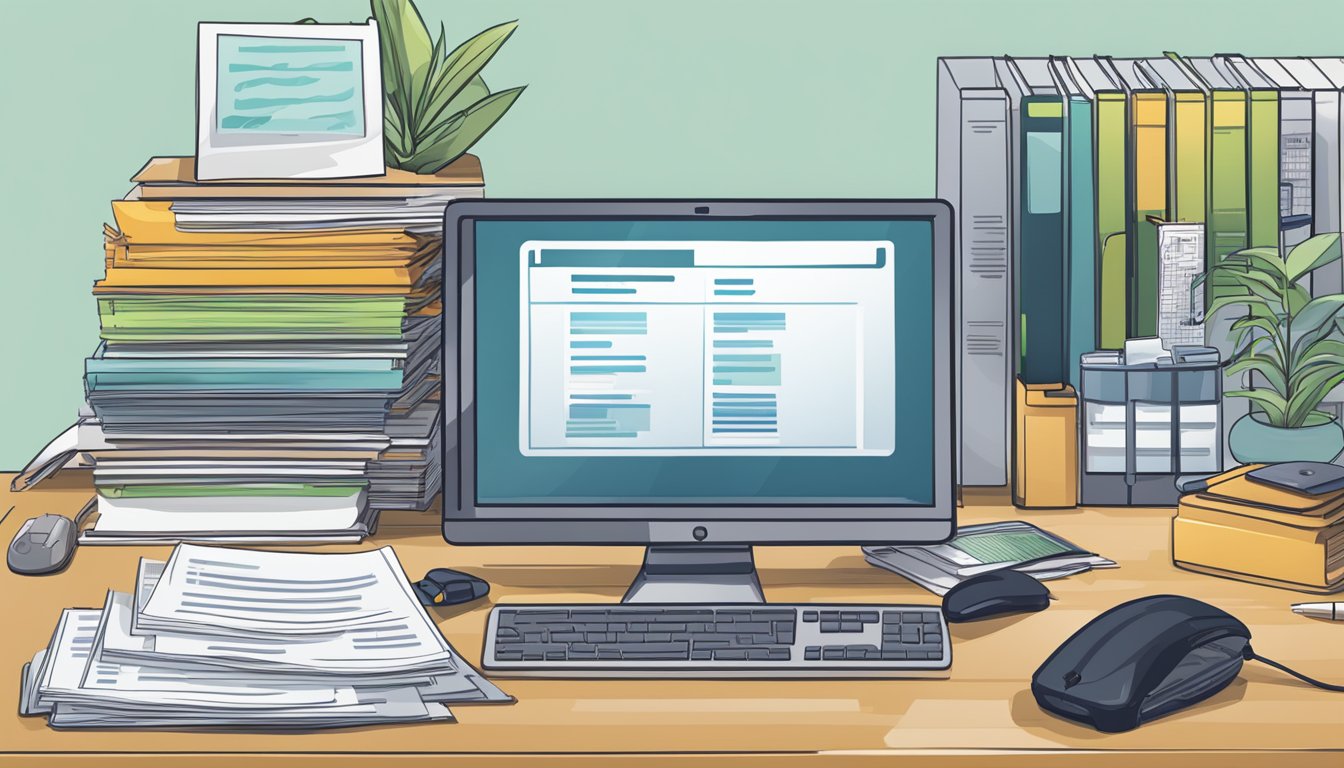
[442,200,955,603]
[195,20,384,180]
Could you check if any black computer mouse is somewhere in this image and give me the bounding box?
[1032,595,1250,733]
[942,569,1050,622]
[413,568,490,607]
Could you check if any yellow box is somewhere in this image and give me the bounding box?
[1013,378,1078,508]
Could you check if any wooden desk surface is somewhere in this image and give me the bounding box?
[2,474,1342,767]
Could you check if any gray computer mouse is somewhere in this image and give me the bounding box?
[7,514,77,575]
[942,569,1051,622]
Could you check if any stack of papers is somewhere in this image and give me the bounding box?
[20,544,509,729]
[58,156,481,542]
[863,520,1118,595]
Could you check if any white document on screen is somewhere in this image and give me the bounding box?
[518,240,897,457]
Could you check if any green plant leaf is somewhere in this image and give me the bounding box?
[1206,292,1277,322]
[410,23,448,128]
[1287,284,1312,316]
[372,0,433,125]
[1226,389,1289,426]
[1286,233,1343,283]
[407,86,525,174]
[1226,353,1288,394]
[418,21,519,134]
[1287,366,1344,427]
[383,97,411,161]
[1228,315,1286,362]
[1302,410,1336,427]
[1221,246,1287,277]
[1290,295,1344,353]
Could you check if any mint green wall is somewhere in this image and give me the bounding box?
[4,0,1344,468]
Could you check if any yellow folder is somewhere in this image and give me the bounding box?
[105,241,438,271]
[93,265,422,294]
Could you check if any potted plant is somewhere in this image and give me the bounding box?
[1209,233,1344,463]
[371,0,525,173]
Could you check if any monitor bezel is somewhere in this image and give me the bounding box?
[441,200,955,546]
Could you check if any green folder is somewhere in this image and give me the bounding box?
[1246,87,1281,249]
[1179,57,1249,282]
[1073,64,1128,350]
[97,295,409,341]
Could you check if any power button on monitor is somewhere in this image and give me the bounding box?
[692,526,708,541]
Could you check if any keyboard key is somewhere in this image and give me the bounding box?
[624,648,689,660]
[802,611,819,622]
[822,648,845,660]
[860,611,880,623]
[820,622,842,632]
[514,611,569,623]
[840,622,863,632]
[804,647,821,660]
[733,622,772,633]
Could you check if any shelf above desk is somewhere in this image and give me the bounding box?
[2,476,1341,766]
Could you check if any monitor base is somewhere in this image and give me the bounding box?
[621,546,765,604]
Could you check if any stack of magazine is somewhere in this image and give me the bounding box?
[25,156,484,543]
[863,521,1117,595]
[19,544,509,729]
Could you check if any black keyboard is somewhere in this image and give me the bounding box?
[483,603,950,677]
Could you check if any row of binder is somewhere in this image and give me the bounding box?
[939,54,1344,486]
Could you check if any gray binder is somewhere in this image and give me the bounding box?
[937,58,1011,486]
[1249,58,1314,249]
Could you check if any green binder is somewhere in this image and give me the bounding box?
[1181,57,1250,287]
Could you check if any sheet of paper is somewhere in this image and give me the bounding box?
[139,544,425,635]
[1124,336,1167,366]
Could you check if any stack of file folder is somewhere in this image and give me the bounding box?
[69,156,482,542]
[20,544,510,729]
[939,55,1344,489]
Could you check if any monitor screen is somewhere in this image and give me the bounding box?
[214,34,367,136]
[469,216,937,507]
[196,21,384,180]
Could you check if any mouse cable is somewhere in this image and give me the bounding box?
[73,497,97,530]
[1244,646,1344,692]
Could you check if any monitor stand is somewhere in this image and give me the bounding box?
[621,545,765,604]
